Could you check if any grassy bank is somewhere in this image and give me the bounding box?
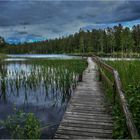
[103,60,140,138]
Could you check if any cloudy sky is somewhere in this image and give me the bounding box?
[0,0,140,43]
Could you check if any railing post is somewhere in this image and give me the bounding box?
[98,68,102,81]
[112,82,116,105]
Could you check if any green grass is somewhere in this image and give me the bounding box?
[104,60,140,138]
[106,61,140,89]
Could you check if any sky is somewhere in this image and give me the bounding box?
[0,0,140,44]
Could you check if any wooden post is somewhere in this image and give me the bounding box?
[78,74,83,82]
[98,68,102,81]
[112,82,116,105]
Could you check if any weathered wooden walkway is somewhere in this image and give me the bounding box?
[55,57,113,139]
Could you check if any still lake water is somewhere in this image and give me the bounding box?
[0,54,82,138]
[7,54,81,59]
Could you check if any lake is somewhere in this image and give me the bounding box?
[7,54,81,60]
[0,55,86,138]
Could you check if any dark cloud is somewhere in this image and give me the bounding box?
[0,0,140,41]
[30,34,42,37]
[113,1,140,22]
[16,31,28,35]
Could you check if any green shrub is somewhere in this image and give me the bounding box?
[1,110,40,139]
[126,84,140,134]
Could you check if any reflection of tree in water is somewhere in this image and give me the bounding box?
[0,61,7,102]
[0,60,86,107]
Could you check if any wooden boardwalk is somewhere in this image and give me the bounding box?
[55,57,113,139]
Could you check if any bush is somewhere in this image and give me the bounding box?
[1,110,40,139]
[126,84,140,134]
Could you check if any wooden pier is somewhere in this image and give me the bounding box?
[55,57,113,139]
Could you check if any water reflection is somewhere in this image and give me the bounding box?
[0,60,79,138]
[5,58,27,61]
[7,54,81,59]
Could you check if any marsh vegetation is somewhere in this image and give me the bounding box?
[103,60,140,138]
[0,56,87,138]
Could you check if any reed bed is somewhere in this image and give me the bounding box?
[0,59,87,105]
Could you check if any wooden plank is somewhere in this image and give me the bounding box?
[71,97,104,101]
[60,122,113,129]
[67,108,107,114]
[69,102,106,106]
[64,112,113,119]
[70,104,106,109]
[61,119,113,126]
[55,134,96,139]
[65,113,112,119]
[63,116,113,123]
[68,105,105,109]
[58,126,112,134]
[68,106,106,112]
[65,113,112,120]
[70,101,105,105]
[65,111,112,117]
[56,129,112,138]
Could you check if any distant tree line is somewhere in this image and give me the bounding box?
[1,24,140,54]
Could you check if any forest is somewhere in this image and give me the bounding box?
[0,24,140,55]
